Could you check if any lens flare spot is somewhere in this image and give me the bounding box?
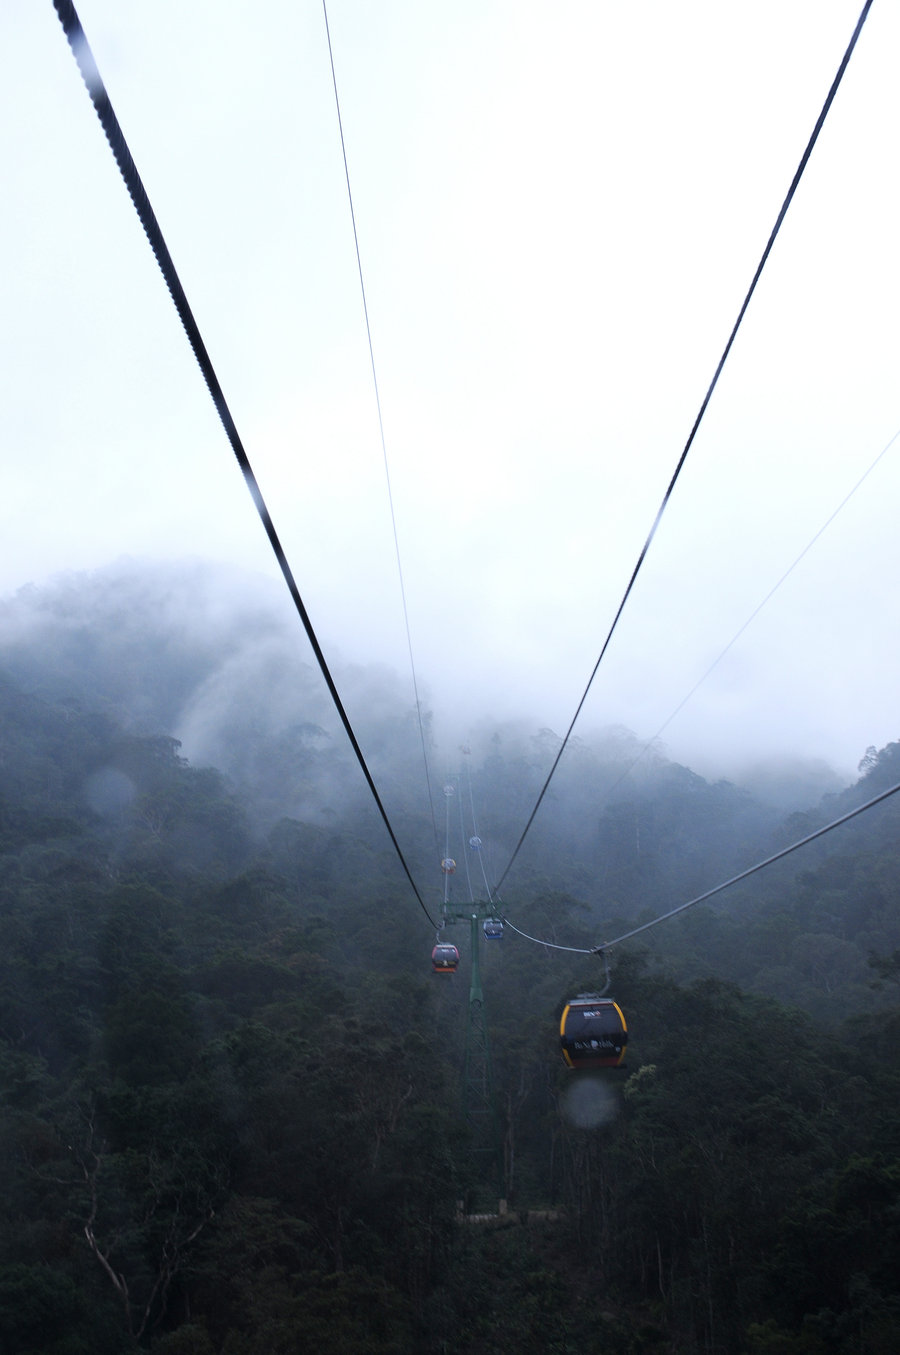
[561,1074,620,1128]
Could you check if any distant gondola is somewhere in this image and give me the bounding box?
[431,943,460,974]
[560,993,627,1069]
[482,919,503,940]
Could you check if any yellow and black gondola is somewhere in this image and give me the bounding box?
[560,993,627,1069]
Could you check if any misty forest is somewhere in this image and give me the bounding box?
[2,561,900,1355]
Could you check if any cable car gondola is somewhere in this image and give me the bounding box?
[431,943,460,974]
[482,918,503,940]
[560,993,627,1069]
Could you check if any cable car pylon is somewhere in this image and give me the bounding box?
[436,773,504,1203]
[436,898,504,1204]
[461,907,503,1201]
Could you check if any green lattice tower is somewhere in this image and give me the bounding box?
[461,910,504,1202]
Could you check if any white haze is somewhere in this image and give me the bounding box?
[2,1,899,787]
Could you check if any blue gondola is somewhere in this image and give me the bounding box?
[483,918,503,940]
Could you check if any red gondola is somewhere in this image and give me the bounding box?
[431,943,460,974]
[560,994,627,1069]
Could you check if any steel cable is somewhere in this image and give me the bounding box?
[52,0,438,928]
[494,0,875,894]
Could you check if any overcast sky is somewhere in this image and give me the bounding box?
[3,0,899,784]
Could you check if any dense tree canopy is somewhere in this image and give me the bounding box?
[1,572,900,1352]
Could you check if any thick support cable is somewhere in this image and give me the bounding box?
[494,0,875,895]
[52,0,437,928]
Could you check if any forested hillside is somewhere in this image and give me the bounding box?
[1,565,900,1353]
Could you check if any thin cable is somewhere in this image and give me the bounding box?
[322,1,440,854]
[462,747,495,903]
[493,0,875,895]
[442,780,455,909]
[501,779,900,957]
[603,421,900,801]
[501,917,594,955]
[600,779,900,951]
[456,778,476,904]
[53,0,437,929]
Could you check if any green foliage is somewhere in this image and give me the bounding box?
[0,1263,91,1354]
[4,605,900,1353]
